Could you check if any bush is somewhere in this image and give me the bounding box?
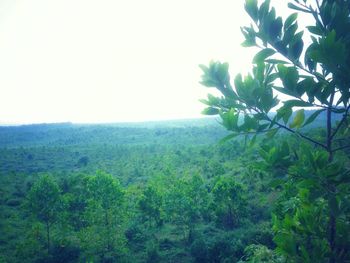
[238,244,284,263]
[49,243,80,263]
[207,234,243,263]
[146,242,160,263]
[6,199,21,207]
[190,238,208,263]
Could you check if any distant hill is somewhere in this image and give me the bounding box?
[0,117,225,148]
[0,110,342,148]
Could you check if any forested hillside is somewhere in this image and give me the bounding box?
[0,120,300,262]
[1,108,349,262]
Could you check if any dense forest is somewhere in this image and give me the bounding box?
[0,120,273,262]
[0,114,348,262]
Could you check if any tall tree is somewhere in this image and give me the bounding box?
[200,0,350,262]
[81,171,127,262]
[165,173,211,240]
[27,174,61,254]
[139,184,164,227]
[212,176,247,229]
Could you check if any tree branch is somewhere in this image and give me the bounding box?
[327,92,335,161]
[265,115,327,149]
[315,0,321,11]
[332,144,350,153]
[242,103,327,149]
[330,104,350,140]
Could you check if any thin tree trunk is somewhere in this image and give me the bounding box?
[329,210,336,263]
[327,94,336,263]
[46,221,50,255]
[105,210,111,252]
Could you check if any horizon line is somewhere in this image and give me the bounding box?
[0,116,218,127]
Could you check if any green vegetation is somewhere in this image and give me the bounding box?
[1,0,350,262]
[200,0,350,262]
[0,122,277,262]
[1,117,347,262]
[26,175,61,255]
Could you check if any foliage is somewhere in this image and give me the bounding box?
[139,184,164,227]
[200,0,350,262]
[26,175,61,254]
[212,176,247,229]
[0,115,348,261]
[80,171,128,262]
[0,124,295,261]
[238,244,284,263]
[163,173,211,237]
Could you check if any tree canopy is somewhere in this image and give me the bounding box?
[200,0,350,262]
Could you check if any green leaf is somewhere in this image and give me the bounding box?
[199,99,210,106]
[207,93,219,104]
[283,100,313,108]
[257,123,269,131]
[248,134,257,148]
[296,77,315,97]
[266,128,279,139]
[240,26,257,47]
[199,64,209,74]
[241,39,256,47]
[253,48,276,64]
[200,78,218,88]
[302,109,326,127]
[243,114,257,131]
[258,148,270,162]
[220,109,239,131]
[284,13,298,30]
[274,232,297,255]
[289,109,305,128]
[314,151,328,169]
[258,0,271,20]
[274,40,288,55]
[287,3,311,13]
[277,64,299,92]
[269,17,283,39]
[219,133,240,144]
[265,72,279,84]
[307,26,323,36]
[265,59,289,64]
[273,86,298,97]
[325,30,336,47]
[283,22,298,44]
[216,62,230,83]
[277,106,293,124]
[289,38,304,61]
[297,179,317,189]
[245,0,258,21]
[202,107,219,115]
[199,94,220,106]
[234,74,245,97]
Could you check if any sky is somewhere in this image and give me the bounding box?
[0,0,292,124]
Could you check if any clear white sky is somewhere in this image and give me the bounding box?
[0,0,291,124]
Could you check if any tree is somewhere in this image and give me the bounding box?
[211,176,247,229]
[27,174,61,254]
[139,184,164,227]
[80,171,127,262]
[162,173,210,240]
[200,0,350,262]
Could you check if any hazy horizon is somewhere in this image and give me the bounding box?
[0,0,291,124]
[0,115,214,126]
